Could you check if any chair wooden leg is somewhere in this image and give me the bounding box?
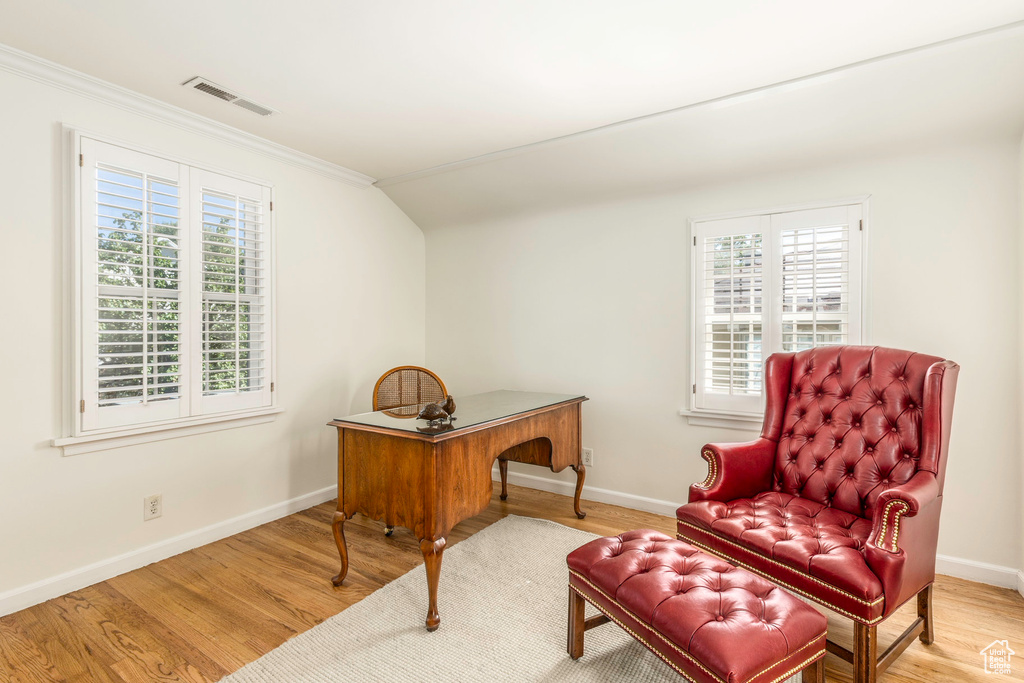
[854,622,878,683]
[802,657,825,683]
[568,587,585,660]
[498,459,509,501]
[918,584,934,645]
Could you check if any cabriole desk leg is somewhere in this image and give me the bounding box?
[331,511,349,586]
[498,459,509,501]
[420,537,447,631]
[570,464,587,519]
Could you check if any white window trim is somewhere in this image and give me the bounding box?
[685,195,871,430]
[677,408,763,432]
[52,407,285,456]
[53,125,280,455]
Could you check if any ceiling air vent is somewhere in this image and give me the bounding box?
[182,77,278,117]
[232,98,276,117]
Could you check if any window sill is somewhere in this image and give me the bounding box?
[678,409,762,432]
[52,407,284,456]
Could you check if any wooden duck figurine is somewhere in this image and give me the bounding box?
[417,401,449,423]
[418,395,457,424]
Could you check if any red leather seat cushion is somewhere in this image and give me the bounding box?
[677,492,882,603]
[568,529,826,682]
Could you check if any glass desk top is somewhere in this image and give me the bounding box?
[329,390,586,436]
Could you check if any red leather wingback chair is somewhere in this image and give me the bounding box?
[676,346,958,683]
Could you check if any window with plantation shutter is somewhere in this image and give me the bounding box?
[80,140,189,430]
[690,202,864,417]
[191,169,272,414]
[73,136,274,438]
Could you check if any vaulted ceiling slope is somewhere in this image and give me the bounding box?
[381,26,1024,230]
[1,1,1022,180]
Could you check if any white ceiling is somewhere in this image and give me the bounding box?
[381,26,1024,230]
[2,1,1023,180]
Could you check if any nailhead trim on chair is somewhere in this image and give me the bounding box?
[676,519,884,606]
[696,449,718,489]
[890,502,911,552]
[878,499,911,552]
[676,530,887,625]
[570,571,827,683]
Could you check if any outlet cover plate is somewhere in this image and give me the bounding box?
[581,448,594,466]
[144,494,162,521]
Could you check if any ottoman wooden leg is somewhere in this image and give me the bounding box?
[568,587,585,659]
[802,657,825,683]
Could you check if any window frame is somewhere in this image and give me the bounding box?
[55,126,280,454]
[686,196,870,426]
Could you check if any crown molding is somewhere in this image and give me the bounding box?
[0,42,375,188]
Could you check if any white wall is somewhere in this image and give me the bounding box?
[0,68,425,607]
[423,136,1022,573]
[1019,131,1024,594]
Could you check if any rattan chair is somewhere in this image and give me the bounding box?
[372,366,448,537]
[373,366,447,412]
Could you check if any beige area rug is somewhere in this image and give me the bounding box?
[222,515,798,682]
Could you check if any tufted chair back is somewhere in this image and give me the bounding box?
[769,346,948,519]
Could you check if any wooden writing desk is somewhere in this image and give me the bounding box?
[327,390,588,630]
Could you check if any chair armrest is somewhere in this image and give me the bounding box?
[869,472,941,553]
[688,438,776,503]
[864,472,942,615]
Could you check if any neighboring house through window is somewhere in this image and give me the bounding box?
[690,200,866,417]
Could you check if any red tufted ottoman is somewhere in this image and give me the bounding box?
[567,530,827,683]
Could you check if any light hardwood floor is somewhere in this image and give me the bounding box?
[1,483,1021,682]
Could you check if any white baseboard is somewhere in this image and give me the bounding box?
[495,467,1024,592]
[0,484,338,618]
[5,472,1020,618]
[493,466,679,517]
[934,554,1021,590]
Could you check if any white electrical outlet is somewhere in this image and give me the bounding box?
[144,494,162,521]
[581,448,594,467]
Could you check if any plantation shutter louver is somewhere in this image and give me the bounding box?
[692,204,863,415]
[80,139,190,430]
[190,168,272,414]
